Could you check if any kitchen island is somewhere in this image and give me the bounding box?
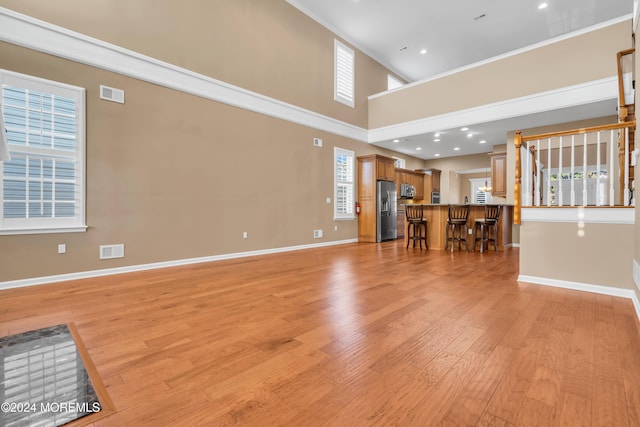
[403,204,513,250]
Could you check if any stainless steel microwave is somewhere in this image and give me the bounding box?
[431,192,440,204]
[400,183,415,199]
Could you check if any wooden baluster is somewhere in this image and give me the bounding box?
[514,132,522,225]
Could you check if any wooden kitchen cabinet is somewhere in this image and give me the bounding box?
[489,152,507,197]
[413,171,424,200]
[417,168,441,201]
[395,168,425,200]
[376,155,396,181]
[357,154,397,242]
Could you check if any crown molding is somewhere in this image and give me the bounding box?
[0,7,368,143]
[368,77,618,143]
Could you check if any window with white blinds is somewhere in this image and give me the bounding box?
[0,70,86,234]
[334,147,355,220]
[334,40,355,108]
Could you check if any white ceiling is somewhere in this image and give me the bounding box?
[287,0,633,160]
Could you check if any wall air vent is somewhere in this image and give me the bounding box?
[100,85,125,104]
[100,244,125,260]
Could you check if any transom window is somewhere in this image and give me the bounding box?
[0,70,86,234]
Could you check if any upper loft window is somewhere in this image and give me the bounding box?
[387,75,404,91]
[334,40,355,108]
[0,70,86,235]
[392,157,405,169]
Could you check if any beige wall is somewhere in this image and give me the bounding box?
[369,20,632,128]
[0,0,390,128]
[423,153,491,204]
[520,221,634,290]
[0,1,421,282]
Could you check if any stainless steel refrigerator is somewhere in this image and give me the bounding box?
[376,180,397,242]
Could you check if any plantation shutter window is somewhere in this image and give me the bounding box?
[334,40,355,108]
[0,70,86,235]
[334,147,355,220]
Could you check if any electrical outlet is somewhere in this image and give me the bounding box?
[313,229,323,238]
[243,231,248,239]
[313,138,323,147]
[334,225,338,231]
[468,228,473,235]
[58,244,66,254]
[326,197,331,204]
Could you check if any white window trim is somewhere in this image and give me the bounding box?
[334,39,355,108]
[0,69,87,235]
[334,147,355,220]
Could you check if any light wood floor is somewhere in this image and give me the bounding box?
[2,241,640,426]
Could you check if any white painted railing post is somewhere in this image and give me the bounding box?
[596,132,601,206]
[547,138,552,206]
[571,135,576,206]
[610,130,615,206]
[536,139,541,206]
[558,136,563,206]
[624,127,630,206]
[583,133,588,206]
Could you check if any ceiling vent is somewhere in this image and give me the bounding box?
[100,85,125,104]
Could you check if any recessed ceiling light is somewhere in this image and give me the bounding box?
[435,153,440,157]
[416,147,422,150]
[393,139,400,143]
[420,49,427,55]
[460,127,469,131]
[479,140,487,144]
[434,133,440,137]
[434,138,440,142]
[467,133,474,138]
[538,3,548,10]
[454,147,460,151]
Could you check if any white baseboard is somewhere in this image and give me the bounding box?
[518,274,640,322]
[0,239,358,291]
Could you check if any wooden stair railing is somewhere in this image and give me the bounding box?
[514,121,635,224]
[617,48,635,200]
[514,49,636,225]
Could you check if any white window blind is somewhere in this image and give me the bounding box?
[334,147,355,220]
[0,70,86,234]
[334,40,355,108]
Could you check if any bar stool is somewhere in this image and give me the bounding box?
[406,205,428,249]
[446,204,470,252]
[473,205,501,253]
